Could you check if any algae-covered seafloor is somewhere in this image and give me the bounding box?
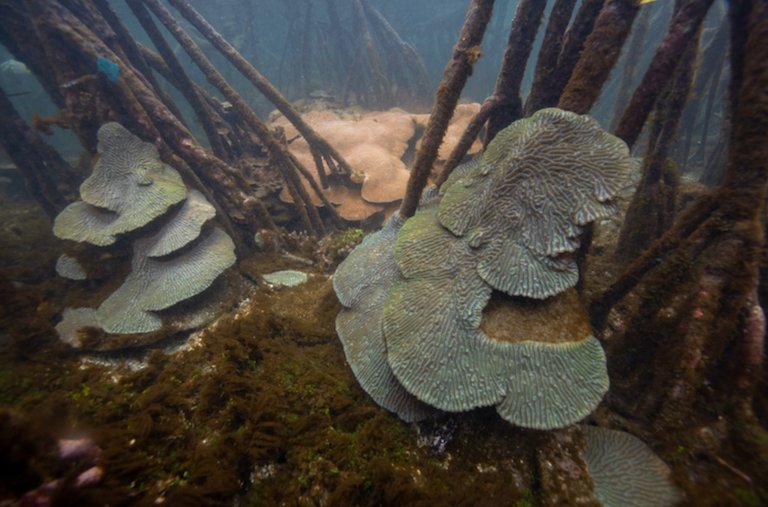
[0,196,544,506]
[0,188,763,507]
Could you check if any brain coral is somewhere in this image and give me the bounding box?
[53,123,236,344]
[53,122,186,246]
[584,426,680,507]
[439,108,631,299]
[334,108,630,429]
[334,214,434,422]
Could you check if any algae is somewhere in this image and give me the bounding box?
[0,202,766,506]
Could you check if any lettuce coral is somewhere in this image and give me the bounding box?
[334,108,630,429]
[584,426,680,507]
[53,122,236,344]
[53,122,186,246]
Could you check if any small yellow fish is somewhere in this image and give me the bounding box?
[638,0,657,4]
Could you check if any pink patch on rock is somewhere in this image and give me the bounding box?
[57,438,101,461]
[75,466,104,488]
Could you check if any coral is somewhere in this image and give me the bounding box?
[333,215,434,422]
[142,189,215,258]
[274,108,415,221]
[495,337,608,430]
[383,205,505,411]
[439,108,632,299]
[53,122,187,246]
[412,102,483,167]
[55,308,98,347]
[273,105,484,222]
[334,109,629,429]
[583,426,680,507]
[262,270,309,288]
[55,254,87,280]
[95,226,235,334]
[53,122,236,343]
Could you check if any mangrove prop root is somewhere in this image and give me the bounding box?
[721,1,768,204]
[168,0,356,188]
[725,0,768,470]
[398,0,495,219]
[615,25,700,259]
[0,1,64,110]
[596,0,768,424]
[678,17,728,171]
[652,269,729,420]
[693,21,729,164]
[285,150,340,228]
[24,0,112,151]
[733,289,765,399]
[548,0,603,110]
[31,0,256,245]
[416,0,545,182]
[700,130,728,186]
[558,0,639,115]
[362,1,432,108]
[88,0,187,128]
[141,0,331,235]
[589,194,718,333]
[614,0,715,148]
[608,218,761,426]
[274,127,335,232]
[137,43,246,159]
[609,7,650,131]
[523,0,578,116]
[277,160,317,236]
[137,44,253,159]
[0,89,73,218]
[343,0,389,109]
[485,0,547,145]
[351,0,393,109]
[436,96,497,186]
[125,0,230,162]
[325,0,351,93]
[60,0,185,132]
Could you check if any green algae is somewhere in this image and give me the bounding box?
[515,489,536,507]
[0,255,540,505]
[326,227,365,255]
[734,488,761,507]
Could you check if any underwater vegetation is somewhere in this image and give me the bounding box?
[0,0,766,506]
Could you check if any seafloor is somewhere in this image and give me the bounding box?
[0,183,763,506]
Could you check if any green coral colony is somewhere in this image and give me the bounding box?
[334,108,680,505]
[334,108,627,429]
[53,122,236,344]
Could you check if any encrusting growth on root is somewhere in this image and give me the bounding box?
[398,0,495,219]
